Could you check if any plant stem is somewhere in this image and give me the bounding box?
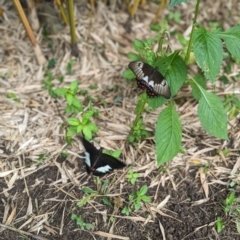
[185,0,201,62]
[128,94,147,141]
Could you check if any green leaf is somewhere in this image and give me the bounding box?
[198,90,228,139]
[190,74,207,100]
[70,80,79,93]
[54,88,68,96]
[87,122,98,133]
[139,185,148,196]
[148,52,187,109]
[47,59,56,68]
[134,200,141,211]
[127,52,141,61]
[217,26,240,60]
[82,187,97,194]
[133,39,145,52]
[85,223,94,231]
[149,23,161,32]
[141,195,151,203]
[122,69,135,80]
[67,118,80,126]
[155,103,182,165]
[83,126,92,140]
[169,0,188,8]
[66,93,73,105]
[102,198,113,207]
[66,126,77,136]
[193,26,223,82]
[72,96,82,110]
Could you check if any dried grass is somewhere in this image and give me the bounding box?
[0,0,240,239]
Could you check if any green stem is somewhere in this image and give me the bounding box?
[185,0,201,62]
[128,94,147,141]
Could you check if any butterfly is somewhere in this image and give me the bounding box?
[81,137,126,176]
[128,61,171,99]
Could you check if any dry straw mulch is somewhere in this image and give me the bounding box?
[0,1,240,239]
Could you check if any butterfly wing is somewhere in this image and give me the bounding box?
[93,152,126,176]
[81,137,126,176]
[128,61,171,99]
[80,137,100,174]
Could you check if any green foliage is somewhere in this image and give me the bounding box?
[66,59,75,75]
[197,87,228,140]
[66,107,98,139]
[7,93,20,102]
[54,80,83,115]
[121,0,240,164]
[71,214,94,231]
[121,185,151,216]
[128,117,149,143]
[127,169,140,185]
[155,102,182,165]
[77,179,114,208]
[223,94,240,120]
[216,217,224,233]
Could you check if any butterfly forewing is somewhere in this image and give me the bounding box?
[80,137,126,176]
[128,61,171,99]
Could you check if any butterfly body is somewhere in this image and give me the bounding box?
[128,61,171,99]
[81,137,126,176]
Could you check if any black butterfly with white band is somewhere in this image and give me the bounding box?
[128,61,171,99]
[81,137,126,176]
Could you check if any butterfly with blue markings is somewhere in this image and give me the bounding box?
[128,61,171,99]
[81,137,126,176]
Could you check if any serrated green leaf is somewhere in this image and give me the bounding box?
[155,103,182,165]
[169,0,188,8]
[133,39,145,52]
[198,90,228,139]
[193,26,223,82]
[190,74,207,100]
[217,26,240,60]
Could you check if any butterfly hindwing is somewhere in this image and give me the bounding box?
[128,61,171,99]
[80,137,126,176]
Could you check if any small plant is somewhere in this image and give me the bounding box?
[7,93,20,102]
[127,169,140,185]
[220,191,240,233]
[121,185,151,216]
[216,217,224,233]
[54,80,83,115]
[66,105,99,139]
[77,179,114,208]
[71,214,94,231]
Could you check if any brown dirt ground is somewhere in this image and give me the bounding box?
[1,1,240,240]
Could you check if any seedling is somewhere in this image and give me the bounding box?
[122,185,151,216]
[127,169,140,185]
[71,214,94,230]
